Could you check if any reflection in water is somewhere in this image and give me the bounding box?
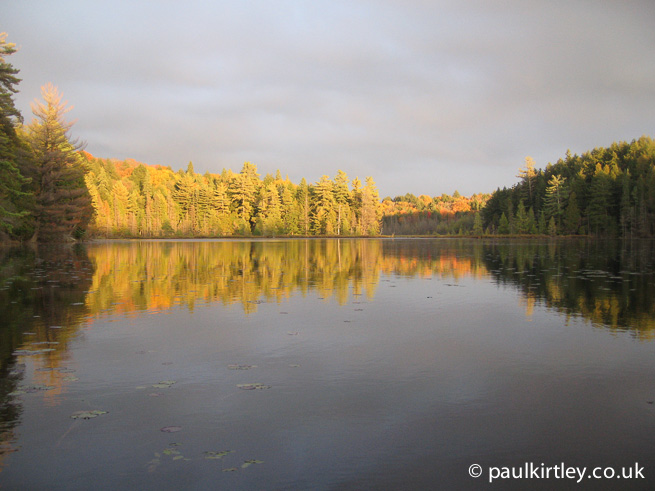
[3,239,653,359]
[0,238,654,483]
[480,239,655,339]
[0,245,94,467]
[85,239,383,315]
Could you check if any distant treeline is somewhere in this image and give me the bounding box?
[380,192,489,235]
[84,158,382,237]
[483,136,655,237]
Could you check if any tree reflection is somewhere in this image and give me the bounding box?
[0,244,94,466]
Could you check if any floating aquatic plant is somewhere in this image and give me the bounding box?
[241,460,264,468]
[160,426,182,433]
[37,367,75,373]
[228,364,257,370]
[71,410,108,419]
[236,383,271,390]
[152,380,176,389]
[203,450,234,460]
[11,384,56,395]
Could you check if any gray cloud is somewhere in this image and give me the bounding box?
[4,0,655,197]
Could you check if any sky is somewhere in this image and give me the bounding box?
[4,0,655,198]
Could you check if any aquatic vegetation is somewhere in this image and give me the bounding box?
[160,426,182,433]
[236,383,271,390]
[152,380,176,389]
[203,450,234,459]
[9,384,56,395]
[70,410,108,419]
[228,364,257,370]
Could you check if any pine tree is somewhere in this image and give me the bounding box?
[517,156,537,207]
[0,32,32,238]
[543,175,567,230]
[25,83,91,241]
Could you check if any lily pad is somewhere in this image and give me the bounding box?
[18,384,56,393]
[71,410,108,419]
[203,450,234,460]
[152,380,176,389]
[228,364,257,370]
[160,426,182,433]
[222,467,238,472]
[242,459,264,468]
[236,383,271,390]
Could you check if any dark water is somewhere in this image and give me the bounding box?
[0,238,654,490]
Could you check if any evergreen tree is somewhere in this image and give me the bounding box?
[472,212,483,235]
[517,156,537,207]
[563,191,581,234]
[537,210,547,235]
[0,32,32,238]
[543,175,567,230]
[498,212,510,234]
[515,200,529,234]
[586,165,613,236]
[25,83,91,241]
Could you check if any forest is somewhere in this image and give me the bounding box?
[483,137,655,237]
[1,32,654,242]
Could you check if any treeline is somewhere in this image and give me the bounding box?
[380,191,489,235]
[0,32,382,241]
[84,157,382,237]
[483,137,655,236]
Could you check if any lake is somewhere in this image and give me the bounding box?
[0,238,654,490]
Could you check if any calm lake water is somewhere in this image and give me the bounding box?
[1,238,654,490]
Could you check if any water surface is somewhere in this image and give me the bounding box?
[0,239,654,489]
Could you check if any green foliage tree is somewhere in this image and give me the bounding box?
[472,212,483,235]
[498,212,510,234]
[563,191,581,235]
[543,175,567,232]
[586,164,613,236]
[0,33,32,239]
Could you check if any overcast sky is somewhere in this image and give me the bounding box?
[4,1,655,198]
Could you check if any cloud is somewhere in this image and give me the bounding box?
[4,0,655,196]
